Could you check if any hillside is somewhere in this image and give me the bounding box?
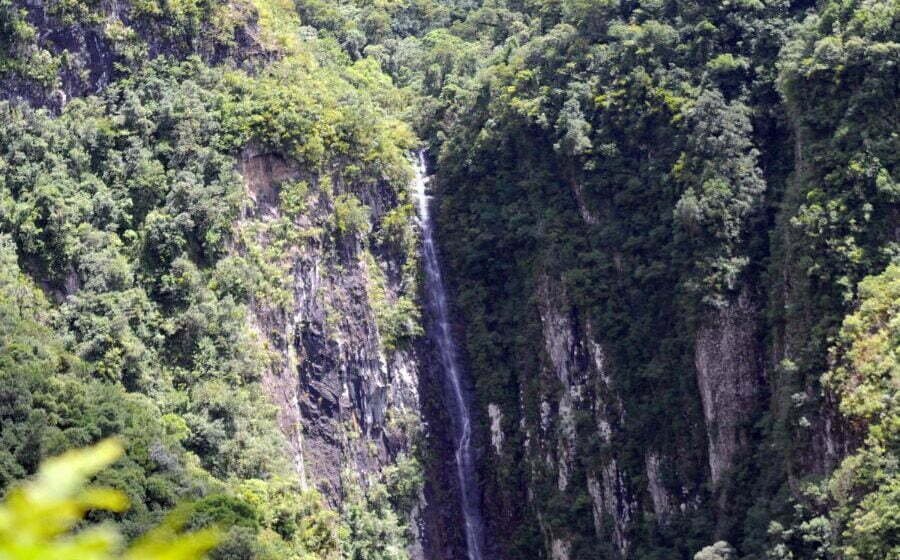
[0,1,897,559]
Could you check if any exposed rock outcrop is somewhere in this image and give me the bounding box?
[694,291,763,485]
[644,452,673,520]
[238,148,428,555]
[534,277,634,557]
[488,403,504,455]
[1,2,267,111]
[497,274,714,558]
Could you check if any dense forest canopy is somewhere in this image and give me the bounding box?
[0,0,896,559]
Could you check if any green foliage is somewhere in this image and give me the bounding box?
[0,0,428,557]
[765,0,899,527]
[339,474,413,560]
[824,264,899,559]
[187,482,343,560]
[281,180,311,217]
[0,1,58,85]
[382,454,424,515]
[333,194,372,237]
[768,265,900,560]
[826,264,900,425]
[221,53,415,188]
[784,29,896,263]
[235,481,341,559]
[775,0,899,370]
[363,250,423,350]
[673,89,765,304]
[694,541,736,560]
[249,0,306,53]
[0,65,294,504]
[1,0,896,558]
[0,440,218,560]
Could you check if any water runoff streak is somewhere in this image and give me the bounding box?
[413,151,486,560]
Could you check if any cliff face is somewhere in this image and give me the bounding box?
[532,277,632,559]
[0,2,440,556]
[694,292,764,487]
[239,147,431,554]
[4,1,894,558]
[429,68,840,557]
[431,89,892,558]
[438,226,778,559]
[1,2,265,111]
[483,275,716,559]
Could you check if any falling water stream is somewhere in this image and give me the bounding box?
[413,151,486,560]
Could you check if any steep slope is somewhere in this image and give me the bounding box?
[0,1,896,559]
[424,0,898,558]
[0,1,431,557]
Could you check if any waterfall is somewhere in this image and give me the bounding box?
[413,151,486,560]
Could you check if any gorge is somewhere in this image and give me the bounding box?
[0,1,897,560]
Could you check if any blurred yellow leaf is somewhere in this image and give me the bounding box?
[0,440,219,560]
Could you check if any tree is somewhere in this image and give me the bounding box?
[694,541,736,560]
[0,439,218,560]
[823,264,900,560]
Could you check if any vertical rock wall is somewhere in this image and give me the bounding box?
[239,148,428,555]
[528,277,638,558]
[694,291,764,485]
[480,271,768,558]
